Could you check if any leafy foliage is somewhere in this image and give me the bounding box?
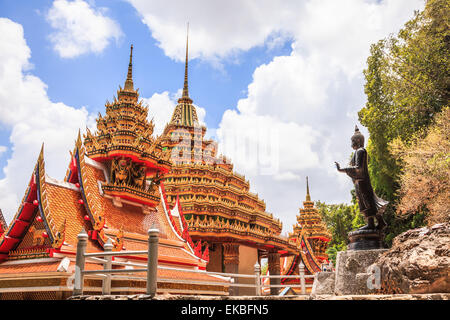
[390,107,449,226]
[260,260,268,275]
[317,194,364,264]
[358,0,450,200]
[325,243,347,267]
[354,0,448,243]
[382,202,426,247]
[304,0,447,261]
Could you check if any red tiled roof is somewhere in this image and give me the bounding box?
[0,261,61,274]
[0,209,7,235]
[0,142,213,289]
[45,183,101,252]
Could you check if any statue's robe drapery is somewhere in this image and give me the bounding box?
[342,147,388,217]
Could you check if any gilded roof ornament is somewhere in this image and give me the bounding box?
[180,23,191,102]
[306,176,311,202]
[124,44,134,91]
[52,219,66,249]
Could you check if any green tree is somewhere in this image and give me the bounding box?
[325,243,347,267]
[316,195,363,264]
[357,0,449,243]
[358,0,450,200]
[382,203,426,247]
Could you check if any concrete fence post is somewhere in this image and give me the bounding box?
[299,261,306,295]
[102,239,113,295]
[73,228,88,296]
[254,262,261,296]
[147,228,159,297]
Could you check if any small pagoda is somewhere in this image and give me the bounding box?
[82,45,171,208]
[0,46,227,299]
[280,177,331,290]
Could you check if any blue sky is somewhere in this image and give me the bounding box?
[0,0,424,233]
[0,0,292,152]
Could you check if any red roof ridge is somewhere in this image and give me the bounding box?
[74,139,108,248]
[299,232,322,274]
[35,146,67,250]
[158,184,184,241]
[0,145,66,261]
[44,174,80,192]
[0,209,7,235]
[158,184,207,262]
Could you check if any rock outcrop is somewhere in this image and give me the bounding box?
[374,223,450,294]
[311,272,335,295]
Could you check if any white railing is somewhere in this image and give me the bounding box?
[72,229,314,297]
[73,228,159,297]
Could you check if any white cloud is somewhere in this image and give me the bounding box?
[127,0,300,63]
[46,0,123,58]
[216,0,424,232]
[0,18,92,223]
[0,0,426,236]
[141,91,176,136]
[127,0,424,232]
[0,146,6,156]
[292,0,426,78]
[217,110,320,177]
[127,0,423,67]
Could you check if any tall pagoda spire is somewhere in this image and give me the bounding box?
[124,44,134,91]
[183,23,189,98]
[306,176,311,202]
[178,24,193,104]
[168,23,198,126]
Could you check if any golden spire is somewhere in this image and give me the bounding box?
[306,176,311,202]
[183,23,189,98]
[38,142,45,162]
[124,44,134,91]
[179,23,193,104]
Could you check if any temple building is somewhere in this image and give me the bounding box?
[159,34,298,294]
[280,177,331,291]
[0,46,228,299]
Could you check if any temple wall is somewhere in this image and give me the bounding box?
[238,245,258,295]
[206,243,223,273]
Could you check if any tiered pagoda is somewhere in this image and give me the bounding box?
[160,34,298,294]
[0,46,228,299]
[280,177,331,291]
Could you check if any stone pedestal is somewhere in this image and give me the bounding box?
[348,229,384,250]
[311,272,335,295]
[334,249,387,295]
